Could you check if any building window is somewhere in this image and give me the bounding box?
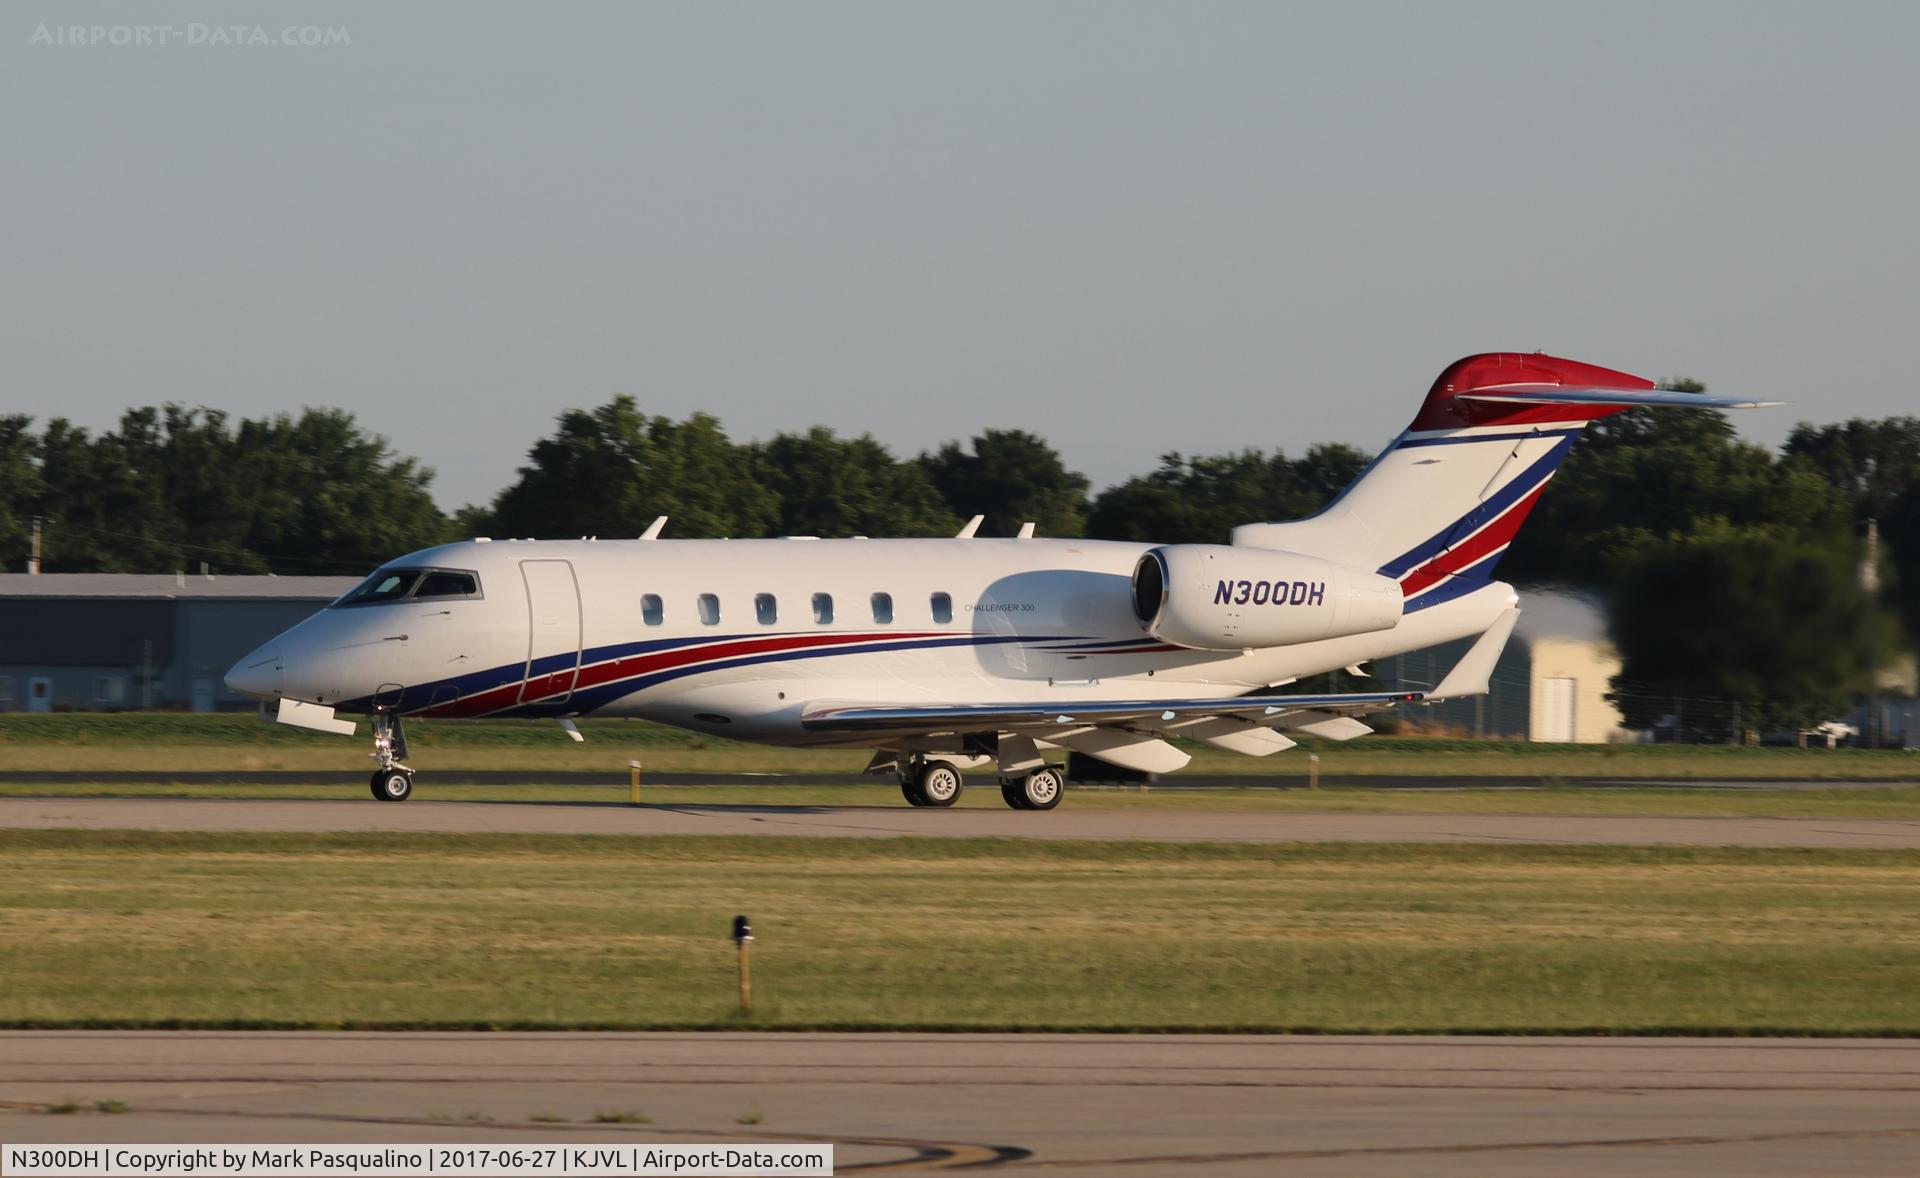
[641,594,664,626]
[755,593,778,625]
[931,592,953,624]
[812,592,834,624]
[698,593,721,626]
[871,592,893,624]
[94,676,127,705]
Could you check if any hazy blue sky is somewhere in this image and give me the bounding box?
[6,2,1917,512]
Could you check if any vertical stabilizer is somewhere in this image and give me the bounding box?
[1232,353,1765,614]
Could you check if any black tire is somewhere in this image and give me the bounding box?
[1019,766,1064,810]
[1000,780,1030,810]
[901,777,928,806]
[916,760,964,807]
[370,769,413,802]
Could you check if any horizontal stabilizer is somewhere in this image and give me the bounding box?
[1428,607,1521,701]
[1456,387,1780,410]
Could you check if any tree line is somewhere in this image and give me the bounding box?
[5,391,1919,733]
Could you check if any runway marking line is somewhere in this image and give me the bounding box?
[999,1125,1920,1168]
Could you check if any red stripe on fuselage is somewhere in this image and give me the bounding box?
[415,631,951,718]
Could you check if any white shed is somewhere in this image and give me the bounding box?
[1373,589,1630,743]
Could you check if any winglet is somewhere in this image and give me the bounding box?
[640,516,668,540]
[1428,607,1521,700]
[955,515,984,539]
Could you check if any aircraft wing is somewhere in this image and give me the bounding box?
[799,689,1421,734]
[801,607,1519,773]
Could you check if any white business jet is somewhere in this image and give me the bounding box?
[226,352,1771,806]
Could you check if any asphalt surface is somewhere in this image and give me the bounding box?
[2,1032,1917,1175]
[5,769,1917,789]
[4,796,1920,846]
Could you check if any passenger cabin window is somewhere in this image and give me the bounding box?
[812,592,834,624]
[336,569,420,606]
[755,593,778,625]
[931,592,953,624]
[641,594,664,626]
[415,571,479,598]
[698,593,721,626]
[871,592,893,624]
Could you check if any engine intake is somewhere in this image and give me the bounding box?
[1131,544,1402,651]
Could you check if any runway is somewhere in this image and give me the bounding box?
[2,795,1919,846]
[2,1032,1916,1175]
[7,769,1916,789]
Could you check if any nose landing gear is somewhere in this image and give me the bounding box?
[367,713,414,802]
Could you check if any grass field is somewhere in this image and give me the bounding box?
[3,713,1917,779]
[2,831,1917,1035]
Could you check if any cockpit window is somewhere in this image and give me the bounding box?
[336,570,420,606]
[416,571,479,598]
[333,567,481,607]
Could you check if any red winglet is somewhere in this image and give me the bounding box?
[1408,353,1653,432]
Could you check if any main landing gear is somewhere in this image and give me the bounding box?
[900,758,964,807]
[896,756,1065,810]
[367,712,414,802]
[1001,764,1064,811]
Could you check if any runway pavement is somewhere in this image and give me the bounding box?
[3,795,1920,846]
[7,769,1917,789]
[2,1032,1917,1175]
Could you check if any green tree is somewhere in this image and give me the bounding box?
[26,407,447,575]
[235,408,452,573]
[1781,416,1920,666]
[753,428,956,537]
[0,415,43,572]
[1885,484,1920,661]
[920,430,1089,538]
[1085,443,1371,545]
[480,397,777,540]
[1501,381,1849,589]
[1607,531,1877,737]
[1782,417,1920,523]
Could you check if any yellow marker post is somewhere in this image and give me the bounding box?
[628,759,642,805]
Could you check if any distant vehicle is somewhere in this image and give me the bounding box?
[227,353,1772,806]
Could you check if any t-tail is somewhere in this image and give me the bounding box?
[1232,352,1777,614]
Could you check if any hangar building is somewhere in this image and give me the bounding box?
[0,573,355,713]
[1374,589,1629,743]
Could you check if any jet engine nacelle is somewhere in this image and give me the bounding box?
[1131,544,1403,651]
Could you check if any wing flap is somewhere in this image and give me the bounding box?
[1047,728,1191,774]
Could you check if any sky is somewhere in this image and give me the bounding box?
[5,2,1917,512]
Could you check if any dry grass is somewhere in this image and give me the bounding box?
[0,831,1916,1034]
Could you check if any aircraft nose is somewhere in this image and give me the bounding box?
[225,644,283,700]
